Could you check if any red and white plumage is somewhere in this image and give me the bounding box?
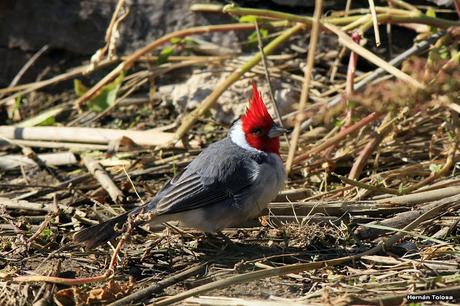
[74,82,287,249]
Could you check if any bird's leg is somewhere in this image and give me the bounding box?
[200,232,219,249]
[201,232,233,249]
[216,231,233,245]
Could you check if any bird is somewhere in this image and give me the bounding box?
[73,82,287,249]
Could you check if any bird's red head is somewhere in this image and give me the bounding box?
[241,83,283,155]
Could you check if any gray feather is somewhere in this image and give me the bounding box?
[146,137,265,215]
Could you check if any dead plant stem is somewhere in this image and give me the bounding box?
[254,19,290,148]
[285,0,323,173]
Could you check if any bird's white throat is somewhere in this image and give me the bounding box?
[230,120,261,153]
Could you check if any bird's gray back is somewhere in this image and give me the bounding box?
[185,137,266,186]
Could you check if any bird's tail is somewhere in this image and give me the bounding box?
[73,208,141,249]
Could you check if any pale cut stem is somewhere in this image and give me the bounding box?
[368,0,381,46]
[285,0,323,174]
[254,20,290,149]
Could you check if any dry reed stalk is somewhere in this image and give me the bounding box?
[285,0,323,174]
[82,155,124,203]
[0,152,77,170]
[0,126,178,147]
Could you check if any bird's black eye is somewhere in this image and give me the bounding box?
[251,127,263,136]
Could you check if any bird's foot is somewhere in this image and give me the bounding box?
[202,231,233,249]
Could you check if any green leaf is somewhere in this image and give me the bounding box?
[157,46,175,65]
[87,72,124,112]
[398,183,404,194]
[41,228,52,238]
[203,123,216,133]
[426,7,436,18]
[170,37,182,44]
[333,118,344,128]
[438,45,450,59]
[247,31,258,43]
[239,15,258,23]
[429,163,442,173]
[184,37,198,47]
[426,7,437,33]
[14,95,23,112]
[259,28,268,39]
[17,106,64,127]
[74,79,89,97]
[447,130,455,142]
[358,223,448,245]
[247,28,269,44]
[347,99,358,109]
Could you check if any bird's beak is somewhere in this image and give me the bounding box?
[268,124,289,138]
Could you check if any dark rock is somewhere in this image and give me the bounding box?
[0,0,237,86]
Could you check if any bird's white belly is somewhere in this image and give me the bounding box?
[244,153,285,218]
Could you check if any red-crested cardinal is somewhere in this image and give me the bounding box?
[74,82,287,249]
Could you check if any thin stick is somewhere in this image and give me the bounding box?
[348,113,393,180]
[0,139,109,150]
[330,0,353,81]
[83,155,124,203]
[26,200,58,245]
[368,0,381,47]
[354,201,442,240]
[335,173,400,195]
[254,20,290,149]
[294,112,381,163]
[285,0,323,173]
[0,58,117,106]
[9,45,49,88]
[223,5,459,33]
[122,166,144,204]
[0,125,178,147]
[225,5,431,90]
[104,0,127,58]
[343,32,362,125]
[0,196,75,214]
[190,4,223,13]
[0,55,225,98]
[0,151,78,170]
[387,0,420,12]
[0,135,66,181]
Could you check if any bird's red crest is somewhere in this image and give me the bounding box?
[240,82,280,154]
[241,82,274,131]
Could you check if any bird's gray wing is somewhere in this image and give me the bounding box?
[144,137,266,216]
[150,172,247,215]
[148,153,260,216]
